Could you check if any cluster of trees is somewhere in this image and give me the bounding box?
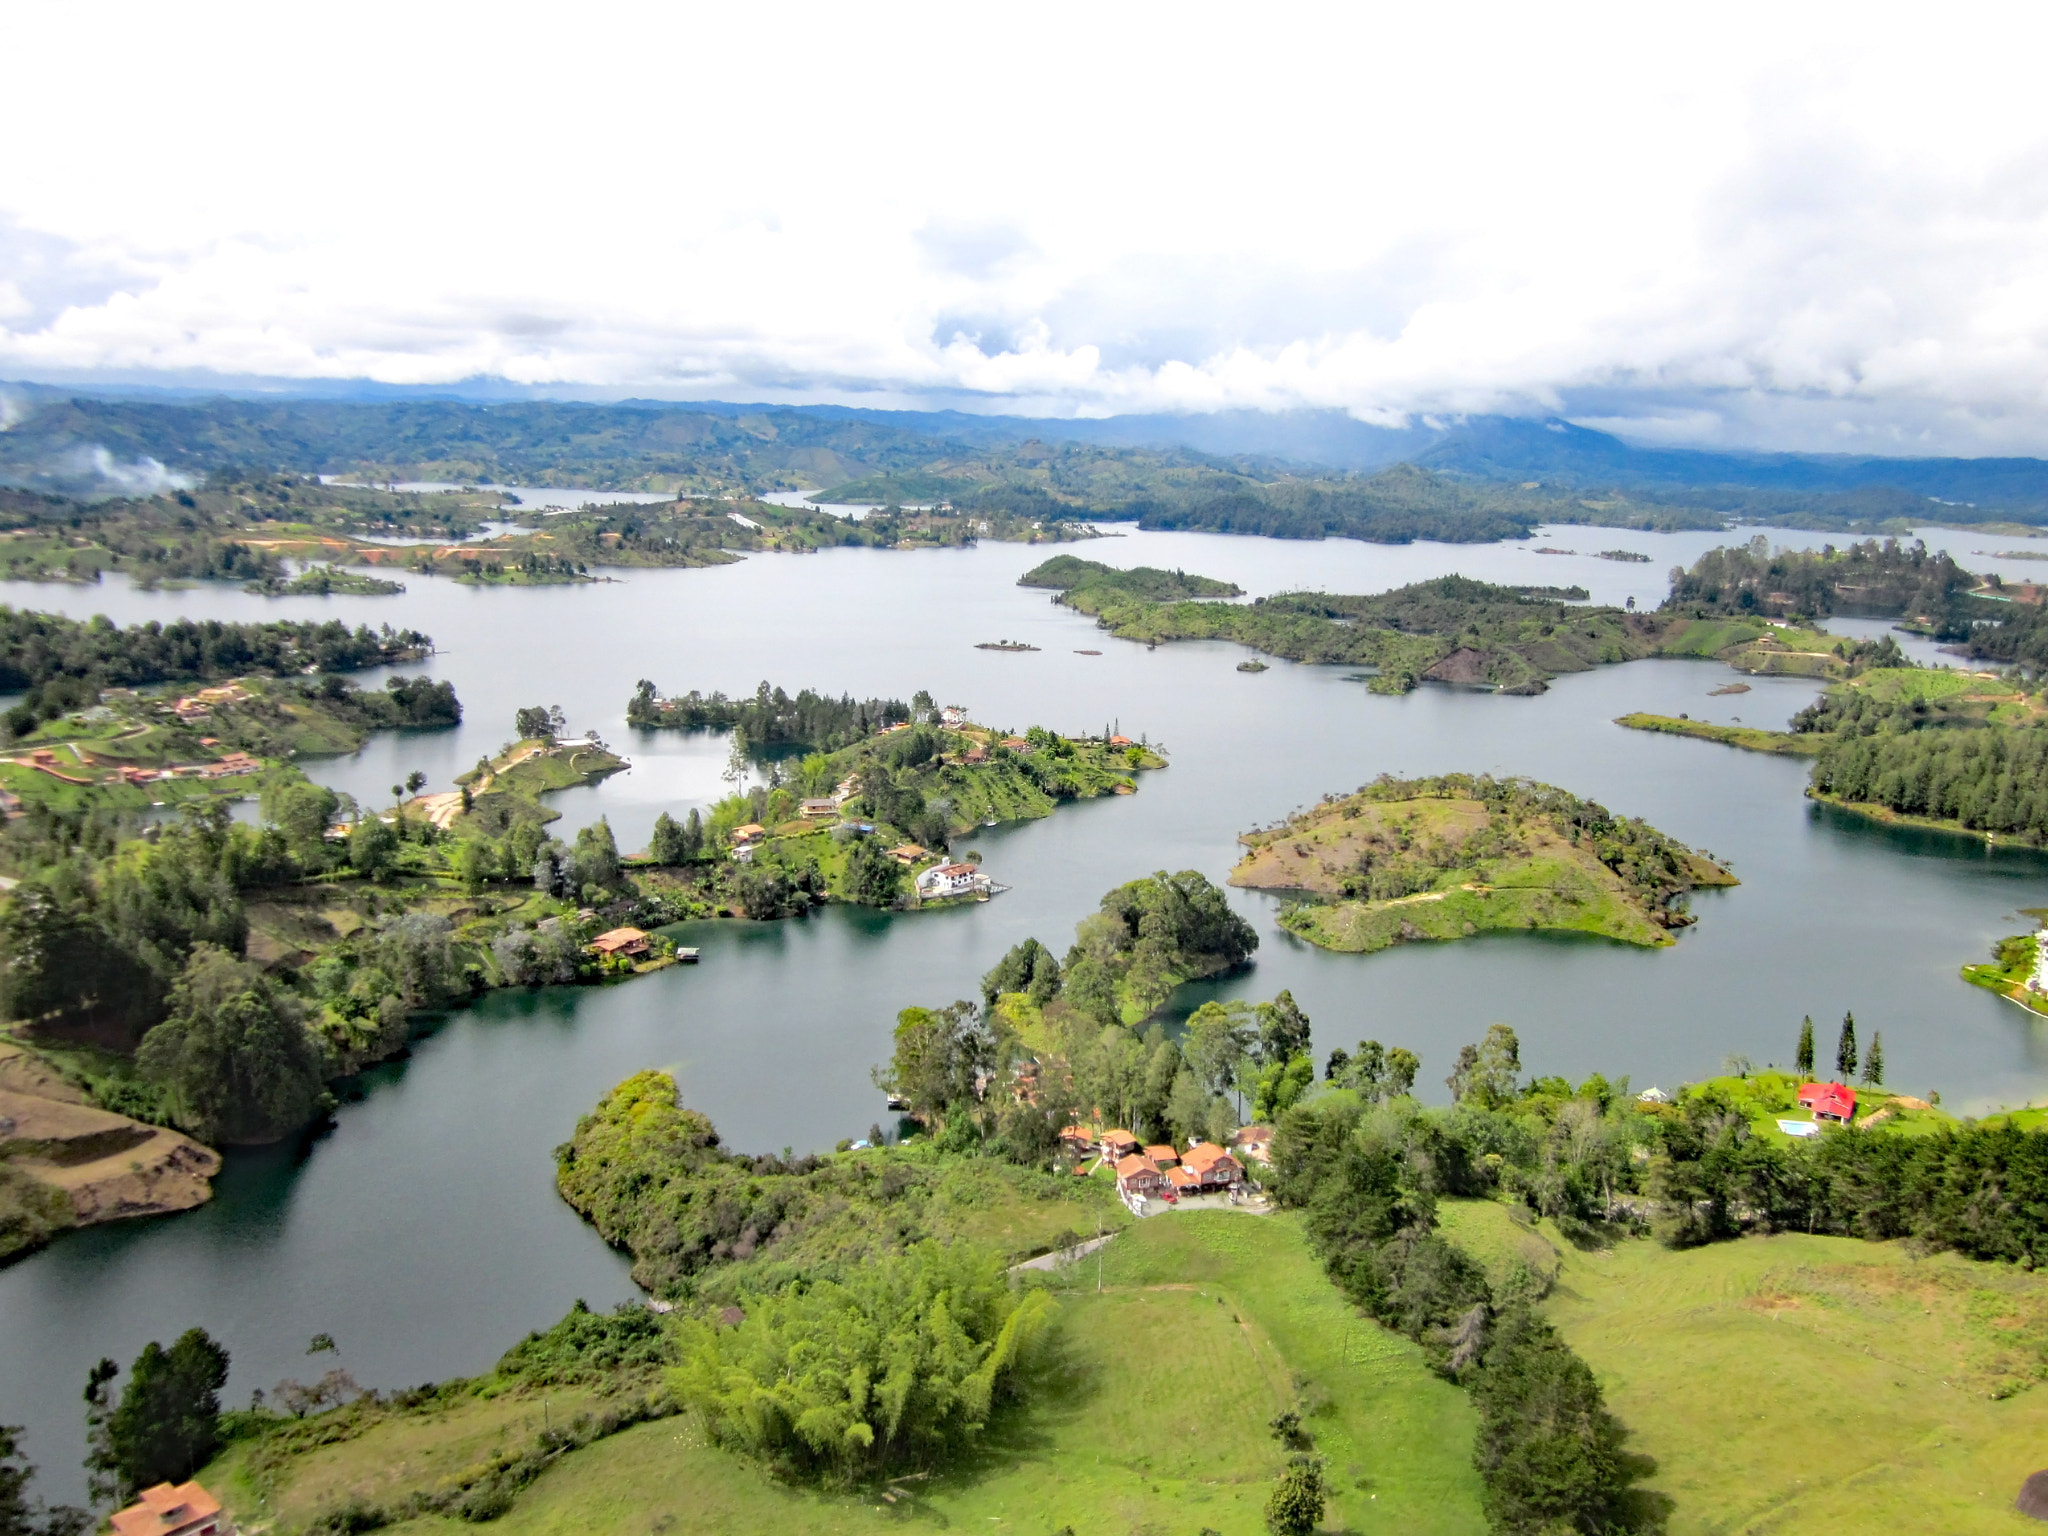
[1663,535,1975,620]
[1016,555,1243,600]
[82,1328,230,1504]
[0,609,430,695]
[1119,463,1556,544]
[873,881,1269,1161]
[1270,1072,1647,1533]
[626,679,913,752]
[1793,1011,1884,1085]
[671,1241,1050,1482]
[314,674,460,731]
[1811,715,2048,841]
[1033,870,1258,1027]
[1049,568,1652,695]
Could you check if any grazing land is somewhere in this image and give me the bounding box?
[1232,774,1734,954]
[195,1212,1479,1536]
[1439,1198,2048,1535]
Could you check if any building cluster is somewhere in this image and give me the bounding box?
[170,683,251,722]
[1059,1124,1273,1212]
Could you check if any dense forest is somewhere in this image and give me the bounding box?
[1663,534,1977,619]
[626,680,914,752]
[1028,559,1654,693]
[0,609,430,697]
[1810,722,2048,840]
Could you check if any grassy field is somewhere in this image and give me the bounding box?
[1236,785,1730,956]
[207,1212,1483,1536]
[1440,1199,2048,1534]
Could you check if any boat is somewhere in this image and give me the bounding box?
[675,947,700,963]
[886,1094,909,1112]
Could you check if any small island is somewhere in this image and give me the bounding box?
[1963,927,2048,1018]
[1237,659,1268,673]
[1232,773,1735,953]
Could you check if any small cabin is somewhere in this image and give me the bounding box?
[800,798,838,817]
[1144,1143,1179,1167]
[1230,1125,1275,1163]
[588,927,651,959]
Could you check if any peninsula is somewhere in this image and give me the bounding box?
[1232,774,1735,953]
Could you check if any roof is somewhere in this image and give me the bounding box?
[886,843,928,859]
[1058,1125,1096,1141]
[1114,1153,1160,1179]
[733,823,767,839]
[111,1483,223,1536]
[1144,1144,1178,1163]
[1109,735,1134,746]
[1231,1124,1274,1145]
[1182,1142,1240,1173]
[1099,1128,1137,1147]
[589,927,649,954]
[1799,1081,1857,1118]
[930,863,976,877]
[1166,1166,1199,1188]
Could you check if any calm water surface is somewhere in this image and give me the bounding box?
[6,520,2048,1495]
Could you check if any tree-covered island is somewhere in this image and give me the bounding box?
[1022,535,2042,695]
[1232,775,1734,953]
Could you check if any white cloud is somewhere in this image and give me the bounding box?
[4,2,2048,451]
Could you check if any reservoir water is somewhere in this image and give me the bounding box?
[7,519,2048,1497]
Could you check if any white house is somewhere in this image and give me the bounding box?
[939,705,968,726]
[916,862,984,898]
[2032,929,2048,993]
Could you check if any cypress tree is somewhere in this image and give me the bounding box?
[1835,1012,1858,1081]
[1796,1016,1815,1077]
[1863,1032,1885,1086]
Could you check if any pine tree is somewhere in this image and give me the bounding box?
[1796,1016,1815,1077]
[1863,1032,1885,1086]
[1835,1012,1858,1081]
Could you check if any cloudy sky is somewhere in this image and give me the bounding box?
[6,2,2048,452]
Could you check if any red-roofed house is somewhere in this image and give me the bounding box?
[1798,1082,1857,1124]
[1144,1143,1178,1166]
[1181,1141,1244,1189]
[1165,1165,1199,1194]
[1058,1125,1097,1155]
[111,1482,229,1536]
[1114,1154,1165,1197]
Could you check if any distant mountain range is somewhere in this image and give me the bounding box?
[6,380,2048,516]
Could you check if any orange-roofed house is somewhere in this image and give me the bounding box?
[1144,1143,1179,1166]
[1098,1129,1139,1160]
[1109,735,1135,747]
[1114,1154,1165,1197]
[1058,1125,1098,1153]
[111,1482,230,1536]
[732,823,768,843]
[587,927,651,959]
[886,843,928,866]
[1181,1141,1244,1190]
[1165,1165,1199,1195]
